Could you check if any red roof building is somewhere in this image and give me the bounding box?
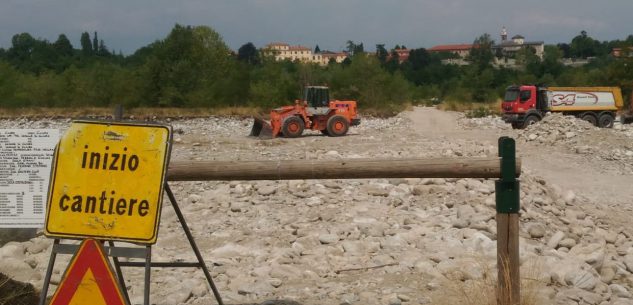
[428,44,477,58]
[388,49,410,63]
[612,47,633,57]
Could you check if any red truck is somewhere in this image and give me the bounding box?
[502,85,626,129]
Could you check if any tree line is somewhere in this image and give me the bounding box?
[0,25,632,111]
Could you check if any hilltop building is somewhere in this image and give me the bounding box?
[262,42,348,66]
[387,48,411,63]
[492,27,544,59]
[612,47,633,58]
[428,27,544,66]
[428,44,476,65]
[319,50,348,64]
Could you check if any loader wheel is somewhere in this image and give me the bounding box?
[282,116,304,138]
[326,115,349,137]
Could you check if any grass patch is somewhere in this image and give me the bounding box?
[434,256,547,305]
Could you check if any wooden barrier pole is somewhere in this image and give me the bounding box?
[496,137,520,305]
[167,157,521,181]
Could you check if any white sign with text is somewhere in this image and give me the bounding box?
[0,129,60,228]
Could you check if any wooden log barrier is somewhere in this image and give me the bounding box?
[166,150,522,305]
[167,157,521,181]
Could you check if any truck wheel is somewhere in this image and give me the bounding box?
[522,116,539,129]
[598,113,614,128]
[282,116,305,138]
[581,113,597,126]
[326,115,349,137]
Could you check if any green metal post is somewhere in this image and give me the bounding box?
[496,137,520,213]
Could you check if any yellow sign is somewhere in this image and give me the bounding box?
[45,120,171,244]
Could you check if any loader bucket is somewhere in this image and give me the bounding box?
[249,116,274,139]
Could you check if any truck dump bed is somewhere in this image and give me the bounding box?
[548,87,623,112]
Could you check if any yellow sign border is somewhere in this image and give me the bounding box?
[44,120,172,244]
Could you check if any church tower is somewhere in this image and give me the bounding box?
[501,26,508,42]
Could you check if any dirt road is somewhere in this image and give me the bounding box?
[407,107,633,209]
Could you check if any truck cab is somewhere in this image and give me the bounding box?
[502,85,549,129]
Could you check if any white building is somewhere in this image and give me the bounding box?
[263,42,348,66]
[492,27,544,60]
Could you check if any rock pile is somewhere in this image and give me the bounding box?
[458,113,633,175]
[517,113,598,145]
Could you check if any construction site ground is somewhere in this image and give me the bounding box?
[1,106,633,305]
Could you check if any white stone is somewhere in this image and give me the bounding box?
[564,268,598,290]
[548,231,566,248]
[609,284,632,298]
[319,234,339,244]
[0,242,25,259]
[528,224,546,238]
[257,185,277,196]
[342,241,366,255]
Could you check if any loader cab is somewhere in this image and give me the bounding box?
[304,86,330,107]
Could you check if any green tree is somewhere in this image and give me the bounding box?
[467,33,495,70]
[569,31,601,58]
[401,48,442,86]
[237,42,259,65]
[92,32,99,54]
[375,44,388,64]
[53,34,74,57]
[345,40,364,56]
[314,45,320,53]
[8,33,37,64]
[97,40,110,56]
[539,45,565,79]
[140,24,236,107]
[384,49,400,73]
[248,60,298,108]
[7,33,58,73]
[329,54,411,110]
[80,32,92,56]
[516,47,540,71]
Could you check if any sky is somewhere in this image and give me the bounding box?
[1,0,632,55]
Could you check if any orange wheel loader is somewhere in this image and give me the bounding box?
[250,86,361,139]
